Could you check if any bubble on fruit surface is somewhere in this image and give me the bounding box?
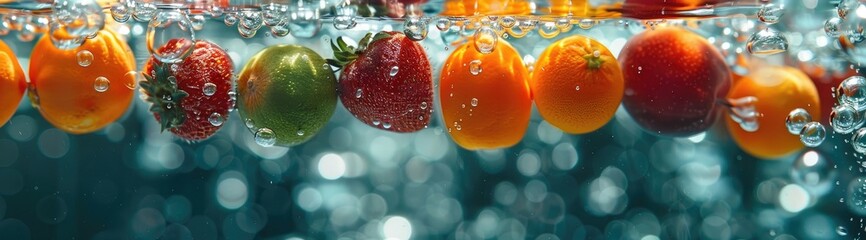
[799,122,825,147]
[757,4,783,24]
[383,122,392,129]
[390,66,399,77]
[288,5,320,38]
[224,13,238,26]
[420,102,428,109]
[189,15,206,31]
[372,119,381,126]
[473,26,497,54]
[837,226,848,236]
[825,17,842,37]
[747,28,788,55]
[244,118,255,129]
[830,104,863,134]
[404,17,428,41]
[255,128,276,147]
[790,151,836,193]
[846,177,866,215]
[146,10,195,64]
[49,0,104,50]
[852,128,866,154]
[209,112,224,127]
[94,77,110,93]
[469,60,482,76]
[436,18,451,31]
[838,0,860,19]
[785,108,812,134]
[471,98,478,107]
[355,89,362,99]
[110,3,130,23]
[76,50,93,67]
[296,130,304,136]
[202,83,217,96]
[132,2,157,22]
[837,76,866,110]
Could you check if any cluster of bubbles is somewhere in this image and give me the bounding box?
[785,108,826,147]
[828,0,866,64]
[827,76,866,154]
[746,3,787,56]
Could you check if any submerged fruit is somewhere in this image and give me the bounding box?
[0,39,25,127]
[727,66,820,159]
[29,29,136,134]
[440,39,531,150]
[618,27,732,136]
[237,45,337,147]
[531,35,623,134]
[142,40,234,141]
[330,32,432,132]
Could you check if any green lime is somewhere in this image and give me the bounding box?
[238,45,337,147]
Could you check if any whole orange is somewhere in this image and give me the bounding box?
[531,35,623,134]
[29,29,136,134]
[0,39,25,127]
[440,40,531,150]
[726,66,820,159]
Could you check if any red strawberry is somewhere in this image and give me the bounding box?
[329,31,432,132]
[141,39,234,141]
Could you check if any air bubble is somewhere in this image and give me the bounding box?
[474,26,497,54]
[209,112,224,127]
[420,102,428,109]
[471,98,478,107]
[296,130,304,136]
[578,19,595,29]
[785,108,812,134]
[799,122,826,147]
[77,50,93,67]
[146,10,195,64]
[825,17,842,37]
[837,76,866,110]
[355,89,362,99]
[110,3,130,23]
[469,60,482,75]
[747,28,788,55]
[224,13,238,26]
[436,18,451,31]
[757,4,783,24]
[852,128,866,154]
[837,226,848,236]
[390,66,399,77]
[203,83,217,96]
[94,77,109,92]
[255,128,276,147]
[404,16,428,41]
[383,122,392,129]
[830,104,863,134]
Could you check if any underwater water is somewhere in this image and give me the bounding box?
[0,0,863,239]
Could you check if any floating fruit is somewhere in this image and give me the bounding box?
[623,0,726,18]
[727,66,820,159]
[531,35,623,134]
[618,27,732,136]
[440,0,532,16]
[28,29,135,134]
[237,45,337,147]
[440,39,531,149]
[329,32,432,132]
[141,40,233,141]
[0,39,25,127]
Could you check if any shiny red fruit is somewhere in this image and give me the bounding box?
[618,27,732,136]
[331,31,433,132]
[142,40,234,141]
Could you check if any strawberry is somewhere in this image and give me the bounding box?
[141,39,234,141]
[329,31,432,132]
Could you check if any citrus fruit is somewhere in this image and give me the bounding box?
[440,0,531,16]
[618,27,732,137]
[28,29,136,134]
[531,35,623,134]
[237,45,337,147]
[440,40,531,150]
[726,66,820,159]
[0,39,25,127]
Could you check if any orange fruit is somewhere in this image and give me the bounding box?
[726,66,820,159]
[440,40,531,150]
[531,35,623,134]
[440,0,531,15]
[0,39,25,127]
[29,29,136,134]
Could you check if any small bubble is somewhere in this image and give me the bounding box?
[799,122,826,147]
[244,118,255,129]
[825,17,842,37]
[578,19,595,29]
[383,122,392,129]
[747,28,788,55]
[436,18,451,31]
[403,16,428,41]
[575,85,580,91]
[202,83,217,96]
[94,77,109,92]
[473,26,497,54]
[852,128,866,154]
[355,89,362,99]
[77,50,93,67]
[208,112,224,126]
[255,128,276,147]
[296,130,304,136]
[372,119,381,126]
[469,60,482,75]
[390,66,399,77]
[838,226,848,236]
[838,76,866,110]
[471,98,478,107]
[420,102,428,109]
[786,108,812,134]
[500,17,516,28]
[757,4,783,24]
[831,104,864,134]
[593,50,600,57]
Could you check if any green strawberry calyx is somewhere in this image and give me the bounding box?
[139,62,189,132]
[327,32,391,71]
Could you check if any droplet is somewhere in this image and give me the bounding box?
[208,112,224,126]
[837,226,848,236]
[255,128,276,147]
[578,19,595,29]
[837,76,866,110]
[799,122,826,147]
[757,4,783,24]
[747,28,788,55]
[403,16,428,41]
[473,26,497,54]
[786,108,812,134]
[355,89,362,99]
[831,104,864,134]
[77,50,93,67]
[110,3,130,23]
[296,130,304,136]
[852,128,866,154]
[382,122,392,129]
[94,77,109,92]
[244,118,255,129]
[500,16,516,28]
[420,102,428,109]
[826,17,843,37]
[390,66,399,77]
[372,119,381,126]
[198,83,216,97]
[146,10,195,64]
[436,18,451,31]
[471,98,478,107]
[224,13,239,26]
[469,60,482,75]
